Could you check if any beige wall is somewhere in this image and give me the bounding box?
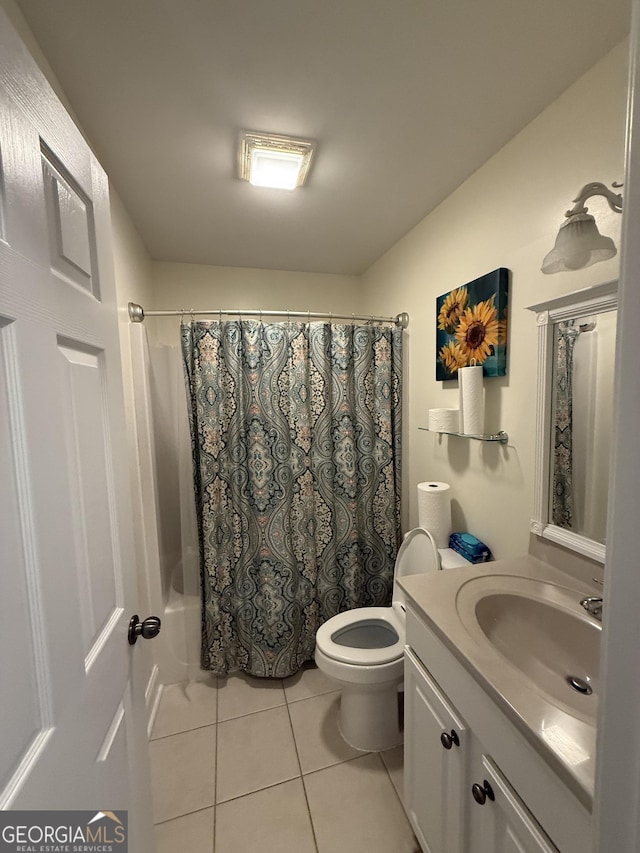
[361,41,628,559]
[12,0,626,567]
[149,262,363,345]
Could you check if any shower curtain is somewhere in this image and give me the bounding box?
[181,319,403,678]
[552,319,579,528]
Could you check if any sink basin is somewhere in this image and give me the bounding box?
[456,576,602,720]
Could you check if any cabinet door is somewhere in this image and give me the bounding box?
[404,648,468,853]
[467,754,559,853]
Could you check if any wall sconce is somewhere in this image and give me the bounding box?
[541,181,623,274]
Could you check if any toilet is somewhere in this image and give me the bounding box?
[314,527,470,751]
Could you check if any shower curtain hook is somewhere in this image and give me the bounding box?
[352,313,355,326]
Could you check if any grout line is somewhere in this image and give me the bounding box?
[149,719,218,742]
[380,747,403,799]
[215,772,306,806]
[284,687,341,706]
[213,676,218,853]
[284,696,319,853]
[301,749,373,779]
[154,803,214,827]
[217,700,289,726]
[221,772,310,812]
[379,747,419,845]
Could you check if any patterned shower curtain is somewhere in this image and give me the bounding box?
[181,319,403,678]
[552,319,579,528]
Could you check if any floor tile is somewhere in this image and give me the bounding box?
[155,807,214,853]
[216,705,300,802]
[149,725,216,823]
[216,778,316,853]
[151,680,218,739]
[217,671,286,721]
[288,691,363,774]
[283,662,338,703]
[304,753,418,853]
[381,744,405,805]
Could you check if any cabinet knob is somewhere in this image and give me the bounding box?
[471,780,495,805]
[440,729,460,750]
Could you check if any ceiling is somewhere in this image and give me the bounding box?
[15,0,630,275]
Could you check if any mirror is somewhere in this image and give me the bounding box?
[527,280,617,563]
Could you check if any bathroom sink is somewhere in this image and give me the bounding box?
[455,575,602,720]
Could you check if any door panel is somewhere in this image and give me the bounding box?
[42,146,99,297]
[57,340,119,657]
[0,316,49,799]
[0,10,153,848]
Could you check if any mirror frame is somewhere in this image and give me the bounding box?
[527,279,617,564]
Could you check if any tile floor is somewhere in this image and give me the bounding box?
[150,663,420,853]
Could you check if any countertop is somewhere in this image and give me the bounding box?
[399,554,601,809]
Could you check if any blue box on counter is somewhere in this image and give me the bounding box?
[449,532,492,563]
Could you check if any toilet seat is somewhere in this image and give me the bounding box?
[315,606,405,666]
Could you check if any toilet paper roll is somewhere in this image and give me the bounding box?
[417,481,452,548]
[459,365,484,435]
[428,407,460,433]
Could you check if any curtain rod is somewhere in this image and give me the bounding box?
[127,302,409,329]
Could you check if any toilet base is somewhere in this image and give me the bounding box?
[337,681,403,752]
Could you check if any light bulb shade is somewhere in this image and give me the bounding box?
[238,131,315,190]
[541,213,617,274]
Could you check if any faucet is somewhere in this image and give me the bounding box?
[580,596,603,621]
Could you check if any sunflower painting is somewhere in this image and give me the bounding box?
[436,268,509,380]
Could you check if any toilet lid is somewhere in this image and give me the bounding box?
[392,527,440,605]
[315,607,405,665]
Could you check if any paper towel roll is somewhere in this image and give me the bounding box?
[459,365,484,435]
[417,481,452,548]
[428,407,460,433]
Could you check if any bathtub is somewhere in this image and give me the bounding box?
[158,562,208,685]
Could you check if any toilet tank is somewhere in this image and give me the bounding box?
[391,529,472,615]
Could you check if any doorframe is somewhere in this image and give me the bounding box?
[593,2,640,849]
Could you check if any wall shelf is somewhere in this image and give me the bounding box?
[419,428,509,444]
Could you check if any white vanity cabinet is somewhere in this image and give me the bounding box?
[404,648,468,853]
[405,649,558,853]
[404,605,592,853]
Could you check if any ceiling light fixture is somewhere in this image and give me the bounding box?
[238,131,316,191]
[541,181,623,274]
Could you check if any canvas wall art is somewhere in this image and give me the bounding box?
[436,268,509,380]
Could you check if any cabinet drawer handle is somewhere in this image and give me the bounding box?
[471,780,495,805]
[440,729,460,749]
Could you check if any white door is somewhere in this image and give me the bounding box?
[0,10,154,849]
